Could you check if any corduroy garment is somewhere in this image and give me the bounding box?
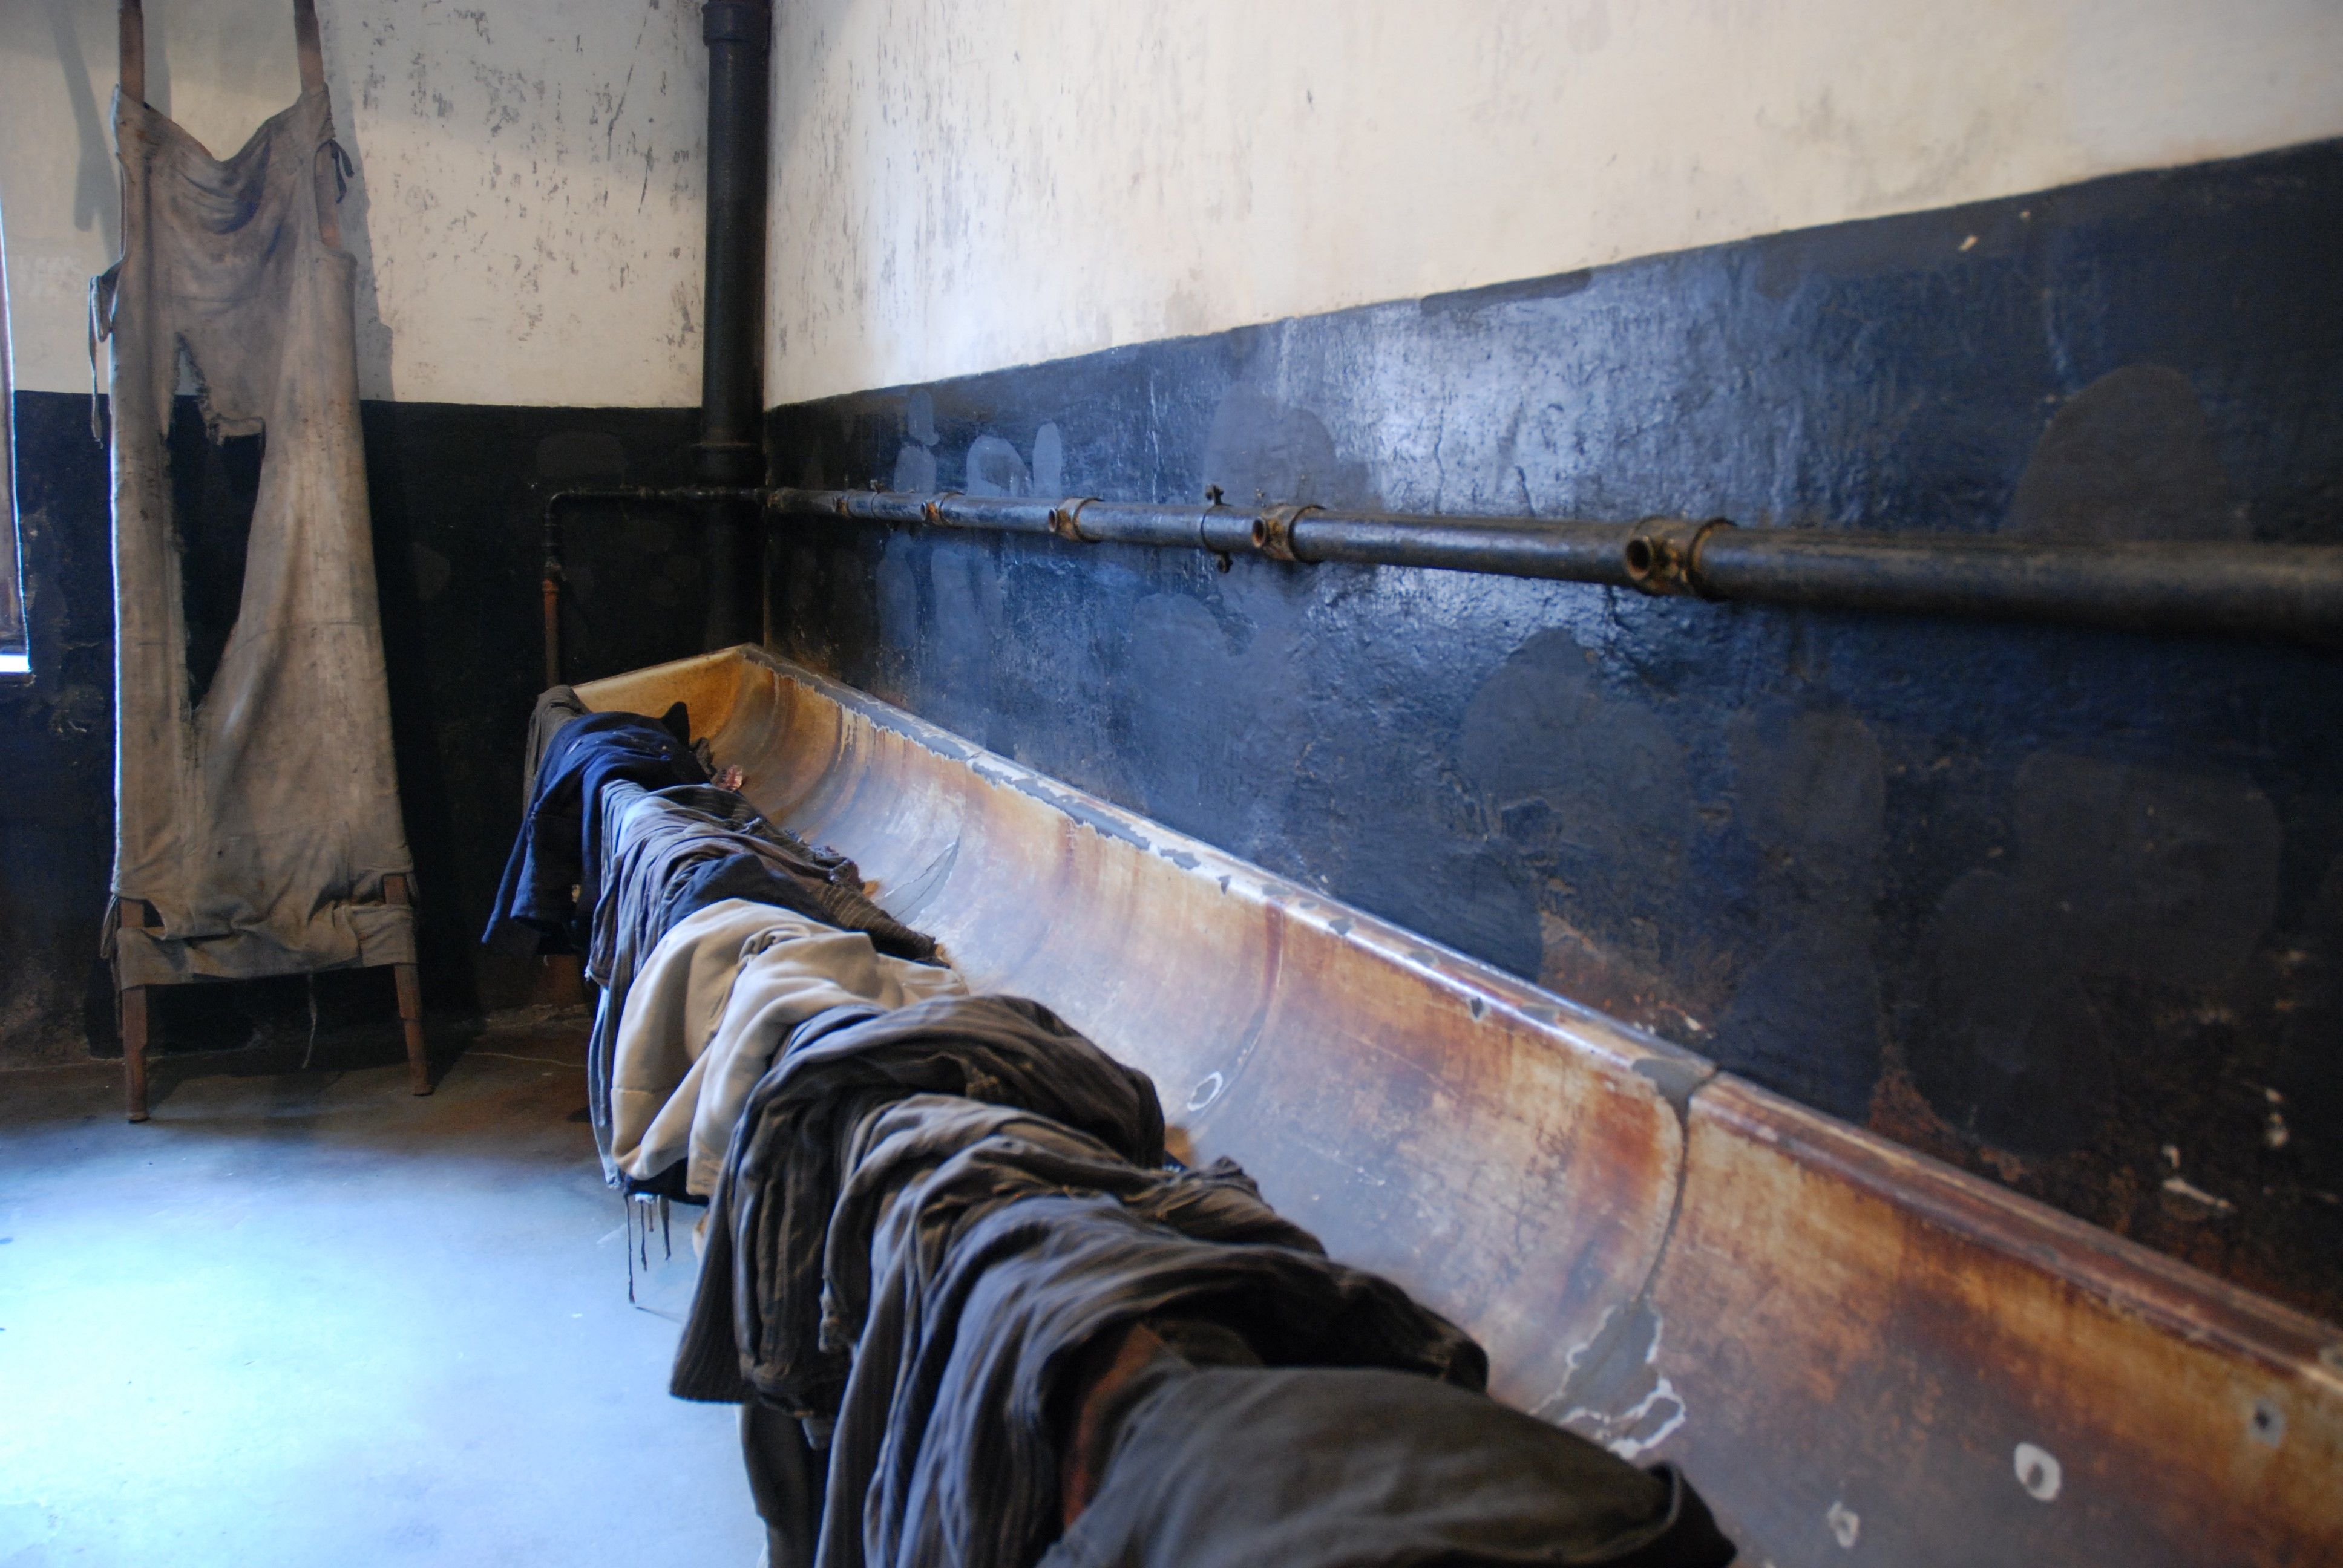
[486,711,707,952]
[586,783,937,976]
[824,1166,1483,1568]
[700,1053,1730,1568]
[654,849,894,947]
[1038,1365,1737,1568]
[670,995,1167,1409]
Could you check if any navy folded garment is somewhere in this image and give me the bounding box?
[485,709,707,950]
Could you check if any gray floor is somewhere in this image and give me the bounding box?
[0,1016,762,1567]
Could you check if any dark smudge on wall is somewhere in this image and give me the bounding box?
[764,140,2343,1319]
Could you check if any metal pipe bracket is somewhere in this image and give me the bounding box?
[702,0,771,46]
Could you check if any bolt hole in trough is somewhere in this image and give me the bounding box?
[1186,1071,1226,1112]
[2014,1442,2062,1501]
[2250,1398,2286,1446]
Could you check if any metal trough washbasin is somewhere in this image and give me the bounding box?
[573,644,2343,1567]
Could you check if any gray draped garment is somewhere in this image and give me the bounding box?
[96,82,414,988]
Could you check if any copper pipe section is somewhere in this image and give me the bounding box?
[542,572,561,688]
[536,487,768,687]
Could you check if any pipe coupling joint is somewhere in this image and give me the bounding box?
[703,1,771,47]
[919,491,962,526]
[1624,517,1734,597]
[692,440,765,488]
[1049,497,1099,543]
[1253,503,1322,563]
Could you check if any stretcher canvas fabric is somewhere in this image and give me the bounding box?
[97,80,413,987]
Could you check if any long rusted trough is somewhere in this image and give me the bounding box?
[575,645,2343,1567]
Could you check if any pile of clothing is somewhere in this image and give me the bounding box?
[491,694,1735,1568]
[488,690,952,1198]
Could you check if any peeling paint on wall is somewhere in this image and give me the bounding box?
[763,0,2343,405]
[1,0,706,405]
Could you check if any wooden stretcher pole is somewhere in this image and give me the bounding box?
[114,8,145,1122]
[118,1,144,105]
[120,985,149,1122]
[116,899,152,1122]
[292,0,324,91]
[290,0,346,250]
[384,875,431,1095]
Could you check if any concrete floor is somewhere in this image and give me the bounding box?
[0,1016,762,1567]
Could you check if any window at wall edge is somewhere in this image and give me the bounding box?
[0,193,28,678]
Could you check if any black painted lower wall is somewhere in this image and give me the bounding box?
[765,141,2343,1321]
[0,388,709,1067]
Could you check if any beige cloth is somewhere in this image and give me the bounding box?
[96,80,414,988]
[612,900,966,1196]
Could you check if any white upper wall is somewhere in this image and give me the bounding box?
[8,3,2339,409]
[1,0,705,404]
[765,0,2343,407]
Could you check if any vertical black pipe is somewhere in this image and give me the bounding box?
[697,0,771,649]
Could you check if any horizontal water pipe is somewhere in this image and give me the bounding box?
[537,484,2343,662]
[772,487,2343,647]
